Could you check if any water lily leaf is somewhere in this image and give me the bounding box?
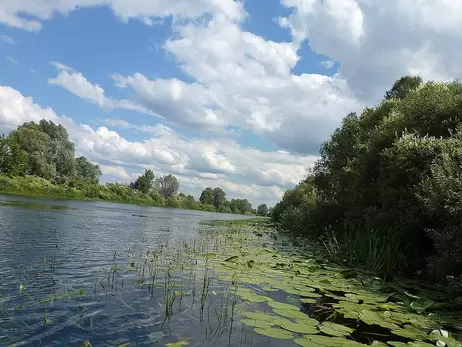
[294,335,367,346]
[268,301,300,311]
[407,342,437,347]
[386,342,406,347]
[281,321,319,334]
[296,317,319,326]
[254,327,294,339]
[344,292,390,304]
[358,309,399,330]
[410,299,436,314]
[273,308,309,320]
[166,340,189,347]
[241,311,279,322]
[240,318,274,328]
[392,325,427,340]
[319,322,354,337]
[300,298,317,304]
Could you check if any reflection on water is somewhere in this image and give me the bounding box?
[0,195,265,347]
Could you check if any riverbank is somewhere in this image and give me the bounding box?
[0,174,241,213]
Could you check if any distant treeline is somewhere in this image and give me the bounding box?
[0,120,268,215]
[272,76,462,290]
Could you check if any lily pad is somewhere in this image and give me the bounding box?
[240,318,274,328]
[391,325,427,340]
[358,309,399,330]
[281,321,319,334]
[268,301,300,311]
[319,322,354,337]
[294,335,367,346]
[273,308,309,320]
[254,327,294,339]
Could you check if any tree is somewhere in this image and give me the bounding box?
[156,174,179,198]
[384,75,423,100]
[130,170,155,194]
[74,156,101,185]
[257,204,268,216]
[212,187,227,210]
[38,119,76,182]
[186,195,195,202]
[199,187,213,205]
[229,198,253,215]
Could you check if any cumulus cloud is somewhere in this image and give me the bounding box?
[0,85,313,205]
[48,63,154,115]
[279,0,462,101]
[0,0,245,31]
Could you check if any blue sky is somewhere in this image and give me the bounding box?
[0,0,460,206]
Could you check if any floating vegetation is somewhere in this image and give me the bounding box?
[2,217,462,346]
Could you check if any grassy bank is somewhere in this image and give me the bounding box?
[0,174,221,212]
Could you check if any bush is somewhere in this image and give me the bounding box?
[273,76,462,283]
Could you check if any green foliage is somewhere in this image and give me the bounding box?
[273,76,462,284]
[130,169,155,194]
[212,187,226,210]
[0,120,258,214]
[155,174,179,198]
[199,187,213,205]
[257,204,268,216]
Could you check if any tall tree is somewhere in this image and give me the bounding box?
[130,170,155,194]
[257,204,268,216]
[199,187,213,205]
[156,174,179,198]
[212,187,227,210]
[384,75,423,100]
[74,156,102,185]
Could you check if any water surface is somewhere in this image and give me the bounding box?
[0,195,256,346]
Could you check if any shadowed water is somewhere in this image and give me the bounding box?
[0,195,267,347]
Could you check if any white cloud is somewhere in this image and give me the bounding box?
[0,34,15,44]
[48,63,155,115]
[6,56,18,65]
[0,0,245,31]
[279,0,462,101]
[0,85,312,206]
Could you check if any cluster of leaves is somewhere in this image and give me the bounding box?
[198,187,260,215]
[273,76,462,285]
[0,120,101,186]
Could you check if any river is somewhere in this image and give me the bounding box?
[0,195,255,346]
[1,195,461,347]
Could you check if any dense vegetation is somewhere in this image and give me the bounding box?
[272,76,462,290]
[0,120,260,214]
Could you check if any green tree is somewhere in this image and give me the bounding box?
[229,198,253,215]
[257,204,268,216]
[130,170,155,194]
[74,156,101,185]
[186,195,195,202]
[384,75,423,100]
[212,187,227,210]
[199,187,213,205]
[156,174,179,198]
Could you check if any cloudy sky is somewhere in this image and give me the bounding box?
[0,0,460,206]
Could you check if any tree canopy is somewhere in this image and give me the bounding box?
[272,76,462,285]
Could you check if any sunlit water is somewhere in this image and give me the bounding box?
[0,195,264,347]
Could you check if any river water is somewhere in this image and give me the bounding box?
[2,195,459,347]
[0,195,257,347]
